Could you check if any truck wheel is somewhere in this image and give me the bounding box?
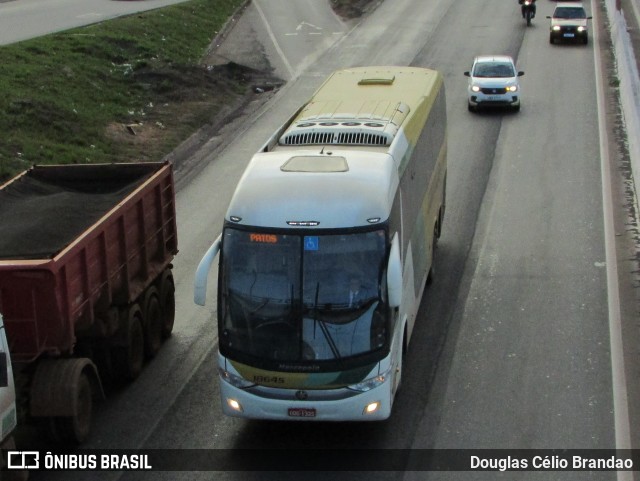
[112,304,144,381]
[48,372,93,444]
[160,271,175,338]
[143,287,162,359]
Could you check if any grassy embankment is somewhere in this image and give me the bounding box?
[0,0,245,181]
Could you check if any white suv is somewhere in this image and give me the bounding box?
[464,55,524,112]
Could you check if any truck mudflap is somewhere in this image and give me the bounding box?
[29,358,104,444]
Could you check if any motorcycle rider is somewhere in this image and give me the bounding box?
[519,0,536,19]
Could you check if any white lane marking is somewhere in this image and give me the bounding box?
[254,0,295,79]
[296,21,321,31]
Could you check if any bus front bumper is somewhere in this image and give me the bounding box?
[219,377,392,421]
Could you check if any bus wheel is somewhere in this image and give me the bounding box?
[437,204,445,239]
[392,353,403,406]
[394,331,406,396]
[427,225,438,285]
[160,270,176,339]
[143,287,163,359]
[112,304,145,381]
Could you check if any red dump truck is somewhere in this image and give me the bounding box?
[0,161,178,444]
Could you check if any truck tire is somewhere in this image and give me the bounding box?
[48,372,93,444]
[160,270,175,338]
[30,359,102,445]
[143,287,162,359]
[112,304,144,381]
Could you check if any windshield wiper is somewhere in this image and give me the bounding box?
[312,282,341,360]
[249,298,270,315]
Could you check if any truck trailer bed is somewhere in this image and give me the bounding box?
[0,164,154,260]
[0,162,178,362]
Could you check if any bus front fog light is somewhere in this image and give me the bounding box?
[364,401,380,415]
[227,398,243,412]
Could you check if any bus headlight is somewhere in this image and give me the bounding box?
[219,368,255,388]
[348,372,388,392]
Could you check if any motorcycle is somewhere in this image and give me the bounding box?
[521,0,536,26]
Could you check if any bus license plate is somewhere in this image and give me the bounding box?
[288,407,316,418]
[564,33,575,38]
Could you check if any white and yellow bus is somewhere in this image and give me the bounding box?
[195,66,447,420]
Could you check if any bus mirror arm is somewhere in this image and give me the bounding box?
[194,234,222,306]
[387,234,403,308]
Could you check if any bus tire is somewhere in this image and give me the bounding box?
[394,328,407,396]
[437,203,445,239]
[143,287,162,359]
[427,224,438,285]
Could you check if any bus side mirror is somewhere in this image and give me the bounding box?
[387,234,403,308]
[194,235,222,306]
[0,352,8,388]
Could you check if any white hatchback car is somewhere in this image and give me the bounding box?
[547,3,592,45]
[464,55,524,112]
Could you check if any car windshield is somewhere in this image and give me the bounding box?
[473,62,515,78]
[554,7,586,19]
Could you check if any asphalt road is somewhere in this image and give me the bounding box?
[0,0,191,45]
[212,0,346,80]
[15,0,639,480]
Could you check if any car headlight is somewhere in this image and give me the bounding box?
[507,85,518,92]
[577,26,586,32]
[219,368,256,388]
[471,85,481,92]
[552,25,561,31]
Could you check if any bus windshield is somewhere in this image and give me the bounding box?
[219,227,388,366]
